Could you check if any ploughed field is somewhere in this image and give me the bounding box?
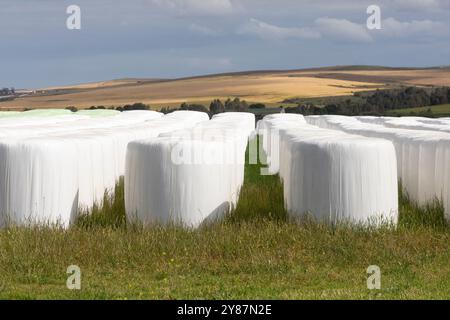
[0,109,449,299]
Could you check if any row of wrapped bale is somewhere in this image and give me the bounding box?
[0,110,163,139]
[0,109,98,128]
[0,111,208,228]
[383,117,450,133]
[258,114,399,225]
[125,112,255,228]
[306,115,450,219]
[0,109,73,119]
[257,114,307,175]
[0,109,120,120]
[357,116,450,130]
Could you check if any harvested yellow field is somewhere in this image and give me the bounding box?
[39,79,152,91]
[304,68,450,87]
[2,67,450,110]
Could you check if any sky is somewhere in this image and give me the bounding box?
[1,0,450,88]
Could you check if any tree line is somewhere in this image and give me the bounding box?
[63,86,450,117]
[0,87,15,96]
[161,98,262,115]
[285,87,450,116]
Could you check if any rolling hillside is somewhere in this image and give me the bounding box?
[2,66,450,111]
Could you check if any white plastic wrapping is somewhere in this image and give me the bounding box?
[126,137,240,227]
[0,111,205,227]
[286,133,398,225]
[257,114,306,175]
[125,112,255,227]
[383,117,450,133]
[258,115,399,225]
[306,115,450,219]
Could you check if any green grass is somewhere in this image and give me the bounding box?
[388,104,450,117]
[0,139,450,299]
[226,146,287,223]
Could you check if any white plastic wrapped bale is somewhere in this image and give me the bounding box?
[279,126,340,184]
[76,109,120,117]
[357,116,450,130]
[195,113,255,196]
[0,109,80,127]
[360,116,450,128]
[306,115,450,219]
[0,114,89,129]
[0,138,79,227]
[164,110,210,124]
[418,117,450,126]
[126,112,254,227]
[257,114,306,133]
[257,114,307,175]
[113,110,163,122]
[305,116,446,203]
[0,110,164,139]
[0,111,20,118]
[257,113,306,130]
[0,109,73,122]
[436,139,450,219]
[355,116,396,125]
[126,136,241,227]
[283,127,398,225]
[160,126,249,205]
[383,117,450,133]
[12,109,72,117]
[0,114,202,228]
[211,112,256,135]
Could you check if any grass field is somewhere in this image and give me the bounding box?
[388,104,450,117]
[0,140,449,299]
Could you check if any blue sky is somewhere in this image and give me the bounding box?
[1,0,450,88]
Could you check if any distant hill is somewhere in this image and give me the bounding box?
[2,66,450,111]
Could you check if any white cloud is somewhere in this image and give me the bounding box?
[151,0,234,16]
[238,17,372,43]
[238,18,321,41]
[314,17,373,43]
[381,17,449,38]
[237,14,450,45]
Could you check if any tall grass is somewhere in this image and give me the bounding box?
[398,181,447,230]
[76,177,126,229]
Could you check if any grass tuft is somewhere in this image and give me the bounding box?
[398,181,447,230]
[75,177,127,230]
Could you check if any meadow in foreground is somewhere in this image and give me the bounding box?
[0,145,449,299]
